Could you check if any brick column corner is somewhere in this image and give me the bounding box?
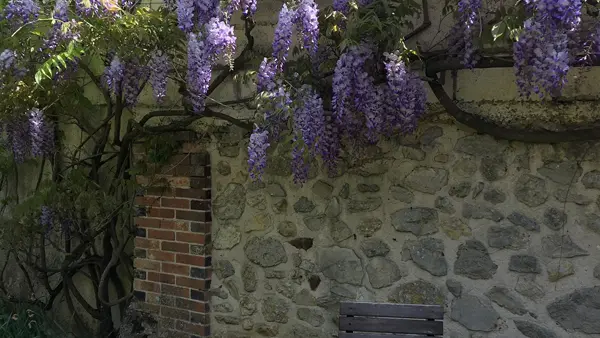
[132,139,212,338]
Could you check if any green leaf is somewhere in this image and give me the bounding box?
[491,21,507,41]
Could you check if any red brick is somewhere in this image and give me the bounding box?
[134,280,160,293]
[145,187,175,197]
[147,272,176,284]
[175,232,206,244]
[176,254,205,266]
[176,276,206,290]
[175,298,206,312]
[162,284,190,298]
[176,210,209,222]
[160,220,189,231]
[162,198,191,209]
[135,238,161,250]
[175,188,210,199]
[148,208,175,218]
[146,250,175,262]
[161,241,189,253]
[161,306,190,321]
[135,217,161,229]
[162,263,190,275]
[135,196,161,207]
[147,229,175,240]
[175,321,208,335]
[134,259,161,271]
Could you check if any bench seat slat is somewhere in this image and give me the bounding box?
[340,302,443,319]
[339,333,441,338]
[339,316,443,335]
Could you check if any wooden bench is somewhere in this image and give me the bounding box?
[339,301,443,338]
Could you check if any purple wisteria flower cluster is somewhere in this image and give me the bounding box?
[6,116,31,163]
[29,108,55,157]
[332,44,376,137]
[291,85,325,182]
[175,0,219,32]
[104,55,124,95]
[514,0,582,97]
[249,0,324,183]
[0,49,18,87]
[383,52,427,134]
[4,109,55,163]
[448,0,482,68]
[40,205,54,234]
[248,128,270,181]
[148,50,171,103]
[186,19,236,113]
[47,0,81,50]
[2,0,39,27]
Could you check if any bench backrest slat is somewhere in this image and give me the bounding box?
[339,317,443,335]
[339,302,443,337]
[340,302,443,319]
[339,333,438,338]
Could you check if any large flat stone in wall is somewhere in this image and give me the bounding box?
[403,167,448,194]
[316,247,364,285]
[450,295,500,332]
[213,183,246,220]
[547,286,600,333]
[391,207,439,236]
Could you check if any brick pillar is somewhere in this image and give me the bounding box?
[132,145,211,338]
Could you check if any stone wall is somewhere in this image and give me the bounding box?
[209,119,600,338]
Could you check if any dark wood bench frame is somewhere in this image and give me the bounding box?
[339,301,444,338]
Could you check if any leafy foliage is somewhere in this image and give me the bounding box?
[0,299,65,338]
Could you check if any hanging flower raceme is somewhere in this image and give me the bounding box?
[226,0,257,17]
[290,86,326,183]
[29,109,55,157]
[448,0,481,68]
[40,206,54,234]
[122,60,149,107]
[0,49,17,71]
[257,58,278,92]
[47,0,81,49]
[103,55,124,95]
[332,0,349,14]
[176,0,195,32]
[248,128,270,181]
[513,0,581,98]
[294,0,319,59]
[206,17,237,56]
[6,115,31,163]
[384,53,427,134]
[272,4,295,67]
[332,44,374,136]
[195,0,219,26]
[2,0,39,27]
[187,33,212,113]
[148,50,171,103]
[185,19,236,113]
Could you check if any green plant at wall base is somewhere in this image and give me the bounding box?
[0,299,65,338]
